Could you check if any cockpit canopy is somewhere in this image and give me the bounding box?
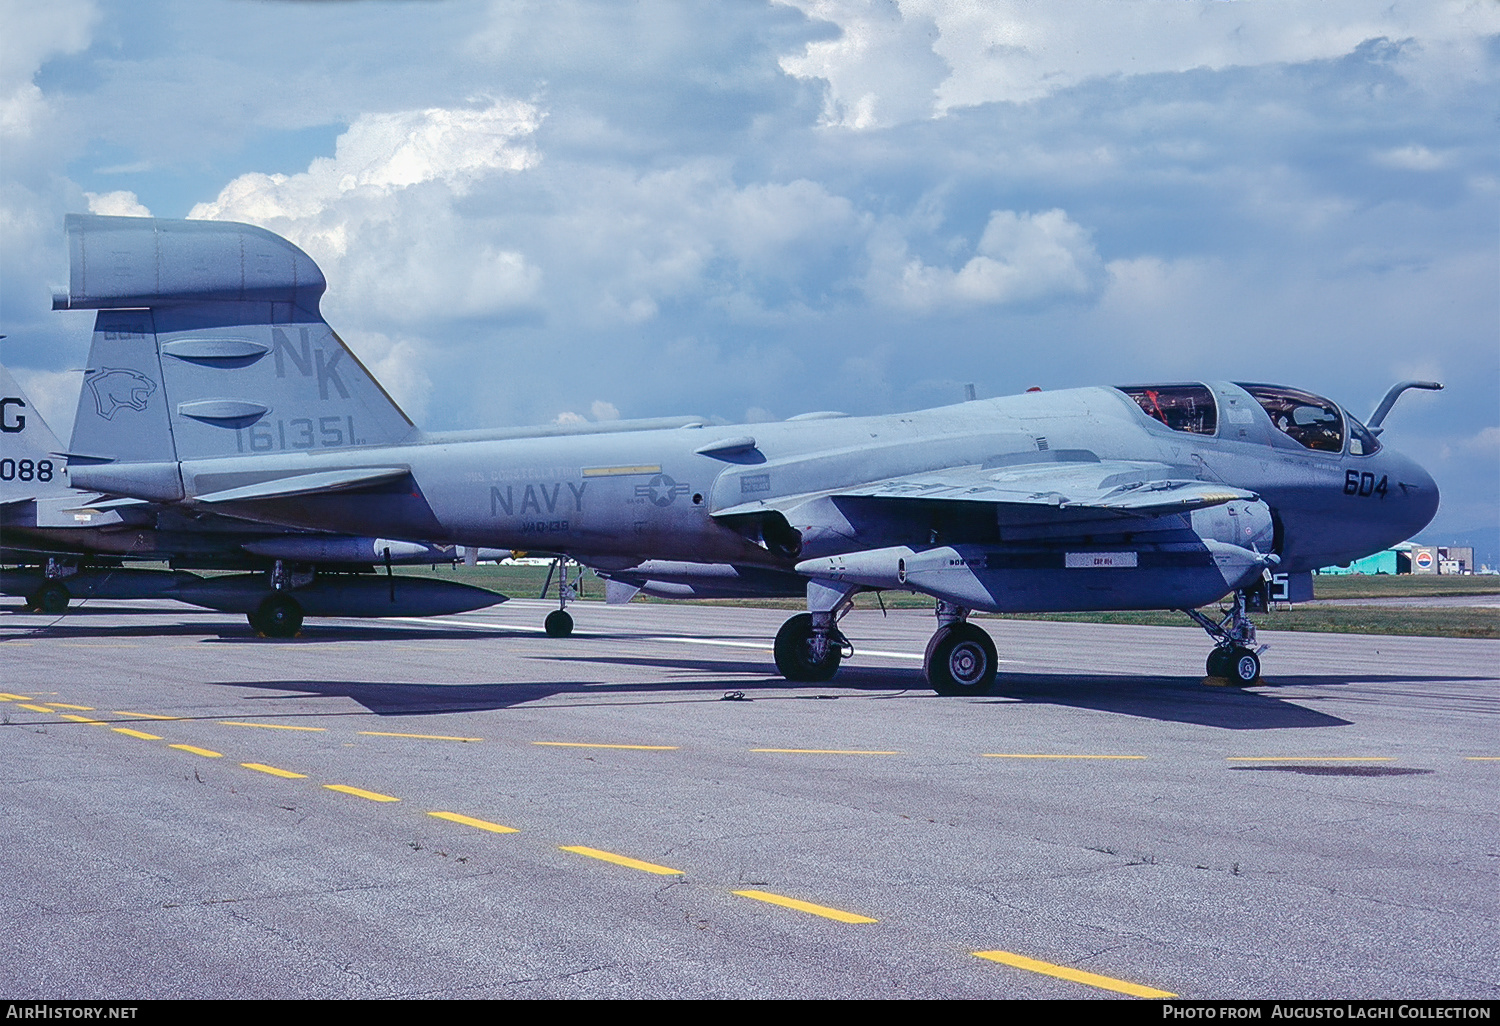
[1237,384,1344,453]
[1115,384,1217,435]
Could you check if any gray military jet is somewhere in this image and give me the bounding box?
[1,363,507,632]
[54,215,1441,689]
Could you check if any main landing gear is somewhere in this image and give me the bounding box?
[771,590,999,696]
[1184,589,1263,685]
[925,601,997,696]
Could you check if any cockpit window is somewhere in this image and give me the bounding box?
[1347,416,1381,456]
[1239,384,1344,453]
[1115,385,1218,435]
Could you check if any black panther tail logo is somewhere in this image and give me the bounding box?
[86,368,157,419]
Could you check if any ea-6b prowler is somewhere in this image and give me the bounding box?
[56,215,1441,690]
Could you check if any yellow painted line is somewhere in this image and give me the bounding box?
[113,711,181,720]
[533,741,679,751]
[733,890,877,924]
[324,784,401,802]
[0,693,34,700]
[582,464,662,477]
[169,744,223,758]
[973,950,1175,999]
[750,748,901,756]
[220,721,326,732]
[1464,757,1500,761]
[59,714,107,724]
[983,753,1147,760]
[19,704,57,713]
[1224,753,1386,762]
[428,811,519,834]
[113,728,163,741]
[241,762,307,779]
[560,846,682,876]
[47,703,94,710]
[359,731,483,742]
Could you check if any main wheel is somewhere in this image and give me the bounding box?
[773,613,843,682]
[544,609,574,637]
[1206,647,1233,678]
[36,582,70,615]
[1227,646,1261,685]
[254,594,304,638]
[926,622,998,696]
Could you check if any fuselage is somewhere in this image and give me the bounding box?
[150,381,1436,581]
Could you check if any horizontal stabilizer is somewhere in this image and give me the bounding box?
[55,214,325,310]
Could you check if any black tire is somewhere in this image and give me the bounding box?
[1206,647,1233,678]
[773,613,843,682]
[544,609,574,638]
[37,583,70,615]
[926,622,997,696]
[255,594,304,638]
[1227,646,1261,685]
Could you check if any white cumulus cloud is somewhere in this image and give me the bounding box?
[779,0,1500,127]
[84,191,152,217]
[872,208,1101,310]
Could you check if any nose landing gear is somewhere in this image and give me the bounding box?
[1185,589,1264,686]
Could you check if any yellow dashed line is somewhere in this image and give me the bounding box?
[973,949,1175,998]
[324,784,401,803]
[241,762,307,779]
[18,704,56,713]
[560,846,682,876]
[534,741,678,751]
[750,748,901,755]
[113,711,181,720]
[360,731,482,742]
[59,714,106,724]
[733,889,877,924]
[428,811,519,834]
[1226,756,1390,762]
[47,703,94,711]
[221,721,326,732]
[1464,757,1500,761]
[112,728,163,741]
[983,754,1146,760]
[169,744,223,758]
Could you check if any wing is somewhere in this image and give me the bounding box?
[716,459,1255,527]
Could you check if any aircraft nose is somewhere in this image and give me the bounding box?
[1389,450,1440,539]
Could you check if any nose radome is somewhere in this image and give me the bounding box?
[1392,451,1440,539]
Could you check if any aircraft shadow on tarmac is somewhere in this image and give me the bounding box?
[216,648,1482,730]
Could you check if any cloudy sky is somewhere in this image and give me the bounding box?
[2,0,1496,534]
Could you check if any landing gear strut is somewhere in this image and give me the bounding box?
[541,556,575,637]
[774,581,854,682]
[924,602,997,696]
[26,557,76,614]
[250,560,308,638]
[774,613,848,681]
[1184,590,1263,685]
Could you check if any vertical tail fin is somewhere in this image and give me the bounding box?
[0,365,70,503]
[58,214,418,466]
